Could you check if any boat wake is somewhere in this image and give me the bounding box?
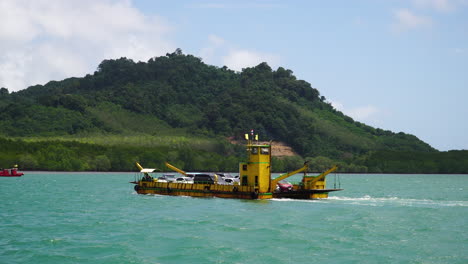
[330,195,467,207]
[272,195,467,207]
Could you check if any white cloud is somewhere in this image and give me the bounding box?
[330,100,381,123]
[222,49,280,71]
[347,105,380,121]
[199,34,226,64]
[187,2,283,9]
[330,100,345,112]
[391,8,432,33]
[207,34,225,46]
[0,51,32,91]
[0,0,175,91]
[198,34,280,71]
[412,0,455,12]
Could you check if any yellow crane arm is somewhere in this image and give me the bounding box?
[271,162,309,187]
[304,165,338,186]
[165,162,187,176]
[136,162,144,171]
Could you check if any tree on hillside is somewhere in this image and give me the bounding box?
[0,50,437,171]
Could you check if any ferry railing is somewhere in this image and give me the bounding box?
[192,181,240,185]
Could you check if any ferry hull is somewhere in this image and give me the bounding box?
[133,181,341,200]
[272,189,343,199]
[134,181,271,199]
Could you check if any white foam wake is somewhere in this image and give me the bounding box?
[272,195,467,207]
[326,195,467,207]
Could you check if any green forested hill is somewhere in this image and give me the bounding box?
[1,50,466,173]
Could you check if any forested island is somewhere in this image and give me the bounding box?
[1,50,467,173]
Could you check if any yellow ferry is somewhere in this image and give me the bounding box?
[131,134,342,199]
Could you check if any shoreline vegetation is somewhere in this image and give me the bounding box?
[2,136,467,174]
[19,171,468,175]
[1,50,467,174]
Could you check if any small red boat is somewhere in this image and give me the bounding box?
[0,165,24,177]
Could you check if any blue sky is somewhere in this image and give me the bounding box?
[0,0,467,150]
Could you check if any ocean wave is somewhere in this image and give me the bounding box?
[272,195,467,207]
[326,195,467,207]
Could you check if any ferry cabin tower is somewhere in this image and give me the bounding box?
[238,134,273,199]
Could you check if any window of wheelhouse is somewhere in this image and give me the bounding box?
[260,147,269,155]
[251,147,258,154]
[242,175,248,186]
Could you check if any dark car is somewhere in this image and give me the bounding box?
[193,174,215,184]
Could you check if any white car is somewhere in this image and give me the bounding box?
[175,177,194,184]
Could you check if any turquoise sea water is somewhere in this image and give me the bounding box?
[1,173,467,264]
